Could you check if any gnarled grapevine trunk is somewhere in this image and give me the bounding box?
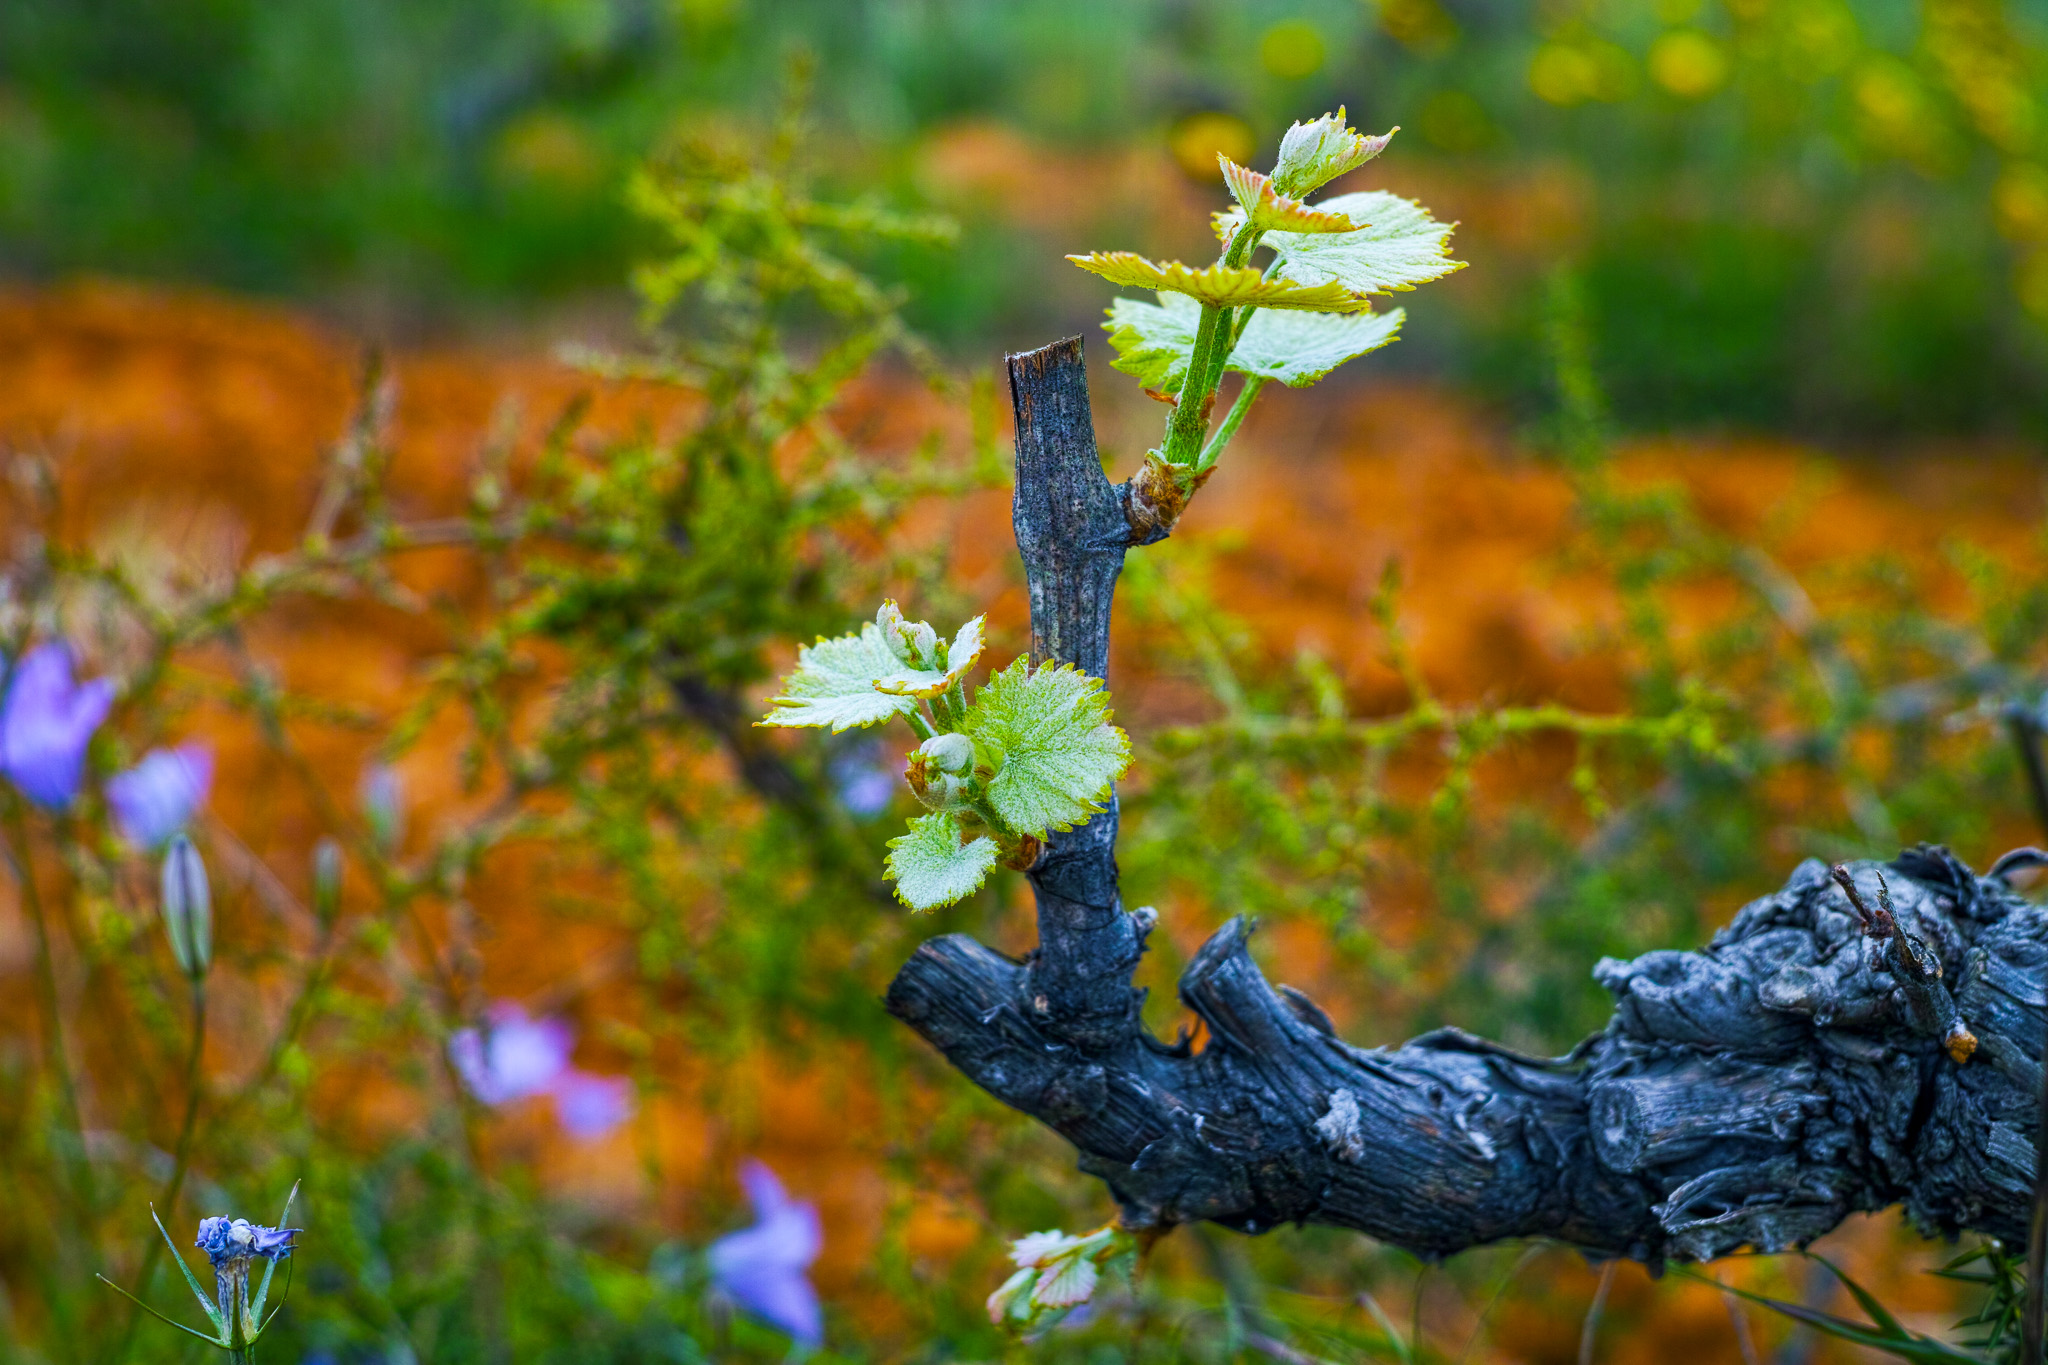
[884,337,2048,1266]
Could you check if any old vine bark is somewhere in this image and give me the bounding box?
[884,336,2048,1266]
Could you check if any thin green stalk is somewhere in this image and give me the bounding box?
[6,798,98,1228]
[1195,376,1267,474]
[111,980,207,1365]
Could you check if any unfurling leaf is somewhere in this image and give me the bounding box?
[874,614,987,698]
[1220,158,1362,233]
[759,608,986,728]
[964,661,1131,836]
[1106,292,1405,390]
[1269,108,1393,199]
[1066,252,1370,312]
[1219,190,1464,296]
[885,812,998,911]
[989,1224,1137,1334]
[758,623,924,731]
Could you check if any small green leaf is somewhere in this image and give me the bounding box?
[885,813,999,910]
[964,660,1131,836]
[759,623,923,731]
[1220,158,1362,233]
[1105,292,1405,391]
[986,1266,1037,1325]
[1067,252,1370,312]
[1269,109,1393,199]
[1032,1255,1099,1309]
[1220,190,1465,296]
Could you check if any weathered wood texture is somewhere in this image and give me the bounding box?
[885,337,2048,1265]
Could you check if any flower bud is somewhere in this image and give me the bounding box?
[919,733,975,775]
[160,834,211,979]
[311,837,343,926]
[360,762,403,852]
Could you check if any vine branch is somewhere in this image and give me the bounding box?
[887,335,2048,1267]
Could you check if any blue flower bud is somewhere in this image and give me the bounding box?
[311,837,343,924]
[359,763,403,851]
[160,835,211,979]
[106,743,212,850]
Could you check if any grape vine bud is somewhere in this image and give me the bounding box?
[1270,108,1390,199]
[919,733,975,775]
[160,834,212,980]
[900,621,939,666]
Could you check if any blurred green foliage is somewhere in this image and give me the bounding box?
[4,0,2048,432]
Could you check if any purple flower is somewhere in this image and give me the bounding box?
[551,1069,635,1140]
[196,1216,300,1265]
[449,1003,572,1105]
[828,743,896,818]
[107,743,213,849]
[708,1161,823,1348]
[0,644,114,811]
[448,1001,634,1141]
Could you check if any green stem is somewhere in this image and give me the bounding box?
[1195,376,1267,475]
[1159,223,1262,470]
[1160,302,1232,467]
[5,799,98,1229]
[112,980,207,1365]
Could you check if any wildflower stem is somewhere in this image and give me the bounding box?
[3,797,98,1234]
[112,979,207,1365]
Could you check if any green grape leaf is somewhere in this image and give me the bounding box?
[874,614,986,698]
[1219,191,1464,296]
[759,623,924,731]
[964,660,1131,836]
[1220,158,1361,233]
[1067,252,1370,312]
[885,812,999,911]
[1103,293,1201,390]
[1227,304,1406,386]
[1269,109,1393,199]
[1105,292,1405,390]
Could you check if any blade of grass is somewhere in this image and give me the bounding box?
[94,1278,221,1347]
[1579,1260,1617,1365]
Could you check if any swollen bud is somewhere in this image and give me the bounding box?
[1270,108,1391,199]
[918,733,975,775]
[312,837,343,926]
[160,834,212,979]
[360,763,403,852]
